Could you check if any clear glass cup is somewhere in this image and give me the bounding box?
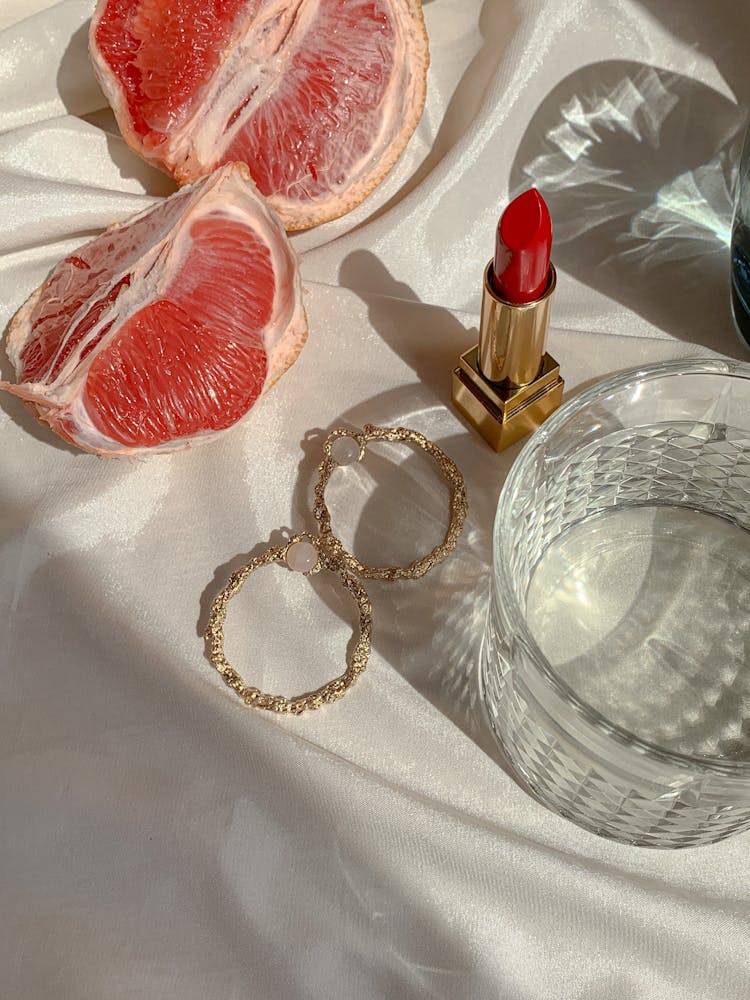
[731,122,750,348]
[480,359,750,847]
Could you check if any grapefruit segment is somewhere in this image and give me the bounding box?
[1,163,306,455]
[89,0,429,229]
[84,299,267,448]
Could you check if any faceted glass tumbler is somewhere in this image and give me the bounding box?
[480,359,750,847]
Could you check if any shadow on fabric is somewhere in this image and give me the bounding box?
[632,0,750,109]
[267,250,528,765]
[510,60,748,357]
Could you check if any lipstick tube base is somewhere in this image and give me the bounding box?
[452,348,564,451]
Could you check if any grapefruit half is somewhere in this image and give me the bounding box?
[1,163,307,455]
[89,0,430,230]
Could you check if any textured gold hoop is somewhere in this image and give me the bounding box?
[204,534,372,715]
[313,424,468,580]
[204,425,467,714]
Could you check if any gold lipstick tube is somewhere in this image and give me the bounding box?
[451,261,564,451]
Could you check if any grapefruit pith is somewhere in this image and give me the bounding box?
[89,0,430,230]
[1,163,307,455]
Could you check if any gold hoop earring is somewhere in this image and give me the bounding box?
[204,425,467,714]
[313,425,468,580]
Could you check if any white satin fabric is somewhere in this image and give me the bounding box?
[2,2,750,997]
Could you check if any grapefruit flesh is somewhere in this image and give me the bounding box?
[89,0,429,229]
[1,164,306,455]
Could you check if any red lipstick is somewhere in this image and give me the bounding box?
[492,188,552,303]
[451,189,564,451]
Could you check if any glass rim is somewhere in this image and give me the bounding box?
[494,357,750,776]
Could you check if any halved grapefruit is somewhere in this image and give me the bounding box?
[89,0,430,230]
[1,163,307,455]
